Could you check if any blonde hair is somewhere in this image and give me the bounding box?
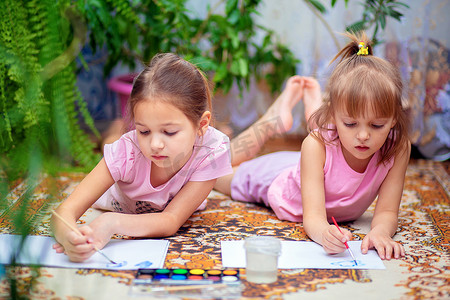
[309,32,409,165]
[126,53,213,130]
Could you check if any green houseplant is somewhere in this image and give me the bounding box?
[79,0,299,96]
[0,0,100,297]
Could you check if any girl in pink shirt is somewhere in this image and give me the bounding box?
[215,32,411,260]
[52,53,232,262]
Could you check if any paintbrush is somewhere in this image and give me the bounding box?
[331,216,358,266]
[51,209,117,264]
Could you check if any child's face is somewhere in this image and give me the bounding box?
[134,100,199,176]
[333,107,396,167]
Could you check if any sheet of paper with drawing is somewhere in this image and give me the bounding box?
[221,240,385,269]
[0,234,169,270]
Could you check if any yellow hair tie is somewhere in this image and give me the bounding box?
[357,42,369,56]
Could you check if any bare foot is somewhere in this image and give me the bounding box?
[228,76,304,166]
[302,77,323,122]
[258,75,304,136]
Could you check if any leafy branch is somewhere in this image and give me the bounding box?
[333,0,410,46]
[76,0,299,95]
[305,0,409,49]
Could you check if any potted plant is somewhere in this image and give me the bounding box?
[84,0,300,117]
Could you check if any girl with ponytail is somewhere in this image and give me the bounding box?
[215,32,410,260]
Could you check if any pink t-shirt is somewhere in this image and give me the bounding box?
[267,140,394,222]
[93,126,232,213]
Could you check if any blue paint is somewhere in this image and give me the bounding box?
[134,261,153,268]
[331,260,363,267]
[107,261,127,268]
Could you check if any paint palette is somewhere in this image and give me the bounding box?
[130,268,243,298]
[134,268,241,285]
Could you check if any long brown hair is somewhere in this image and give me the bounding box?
[309,32,410,165]
[126,53,213,131]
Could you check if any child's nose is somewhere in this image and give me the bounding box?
[357,128,370,141]
[150,136,164,150]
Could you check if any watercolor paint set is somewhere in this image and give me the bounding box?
[130,268,242,298]
[134,268,241,285]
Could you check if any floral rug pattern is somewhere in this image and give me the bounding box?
[0,159,448,299]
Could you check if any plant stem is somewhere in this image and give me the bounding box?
[41,7,86,81]
[303,0,341,51]
[192,0,224,44]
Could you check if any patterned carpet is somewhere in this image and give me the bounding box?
[0,159,448,299]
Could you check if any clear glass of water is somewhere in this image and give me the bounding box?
[244,236,281,284]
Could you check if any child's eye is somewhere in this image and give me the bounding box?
[344,122,356,127]
[164,131,177,136]
[371,124,385,129]
[139,130,150,135]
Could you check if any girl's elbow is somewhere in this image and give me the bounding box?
[157,214,183,237]
[161,225,180,237]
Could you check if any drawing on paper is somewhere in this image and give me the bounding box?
[221,240,385,269]
[106,260,154,268]
[107,261,128,268]
[0,234,170,270]
[331,260,363,268]
[134,261,153,268]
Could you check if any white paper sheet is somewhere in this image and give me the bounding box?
[221,240,385,269]
[0,234,169,270]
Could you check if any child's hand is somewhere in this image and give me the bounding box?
[52,242,65,253]
[53,227,96,262]
[87,212,117,250]
[361,229,405,260]
[321,225,353,254]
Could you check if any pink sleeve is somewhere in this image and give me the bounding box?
[103,134,138,183]
[190,136,232,182]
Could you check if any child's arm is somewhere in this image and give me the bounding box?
[301,134,353,254]
[51,158,115,262]
[86,179,216,239]
[361,141,411,260]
